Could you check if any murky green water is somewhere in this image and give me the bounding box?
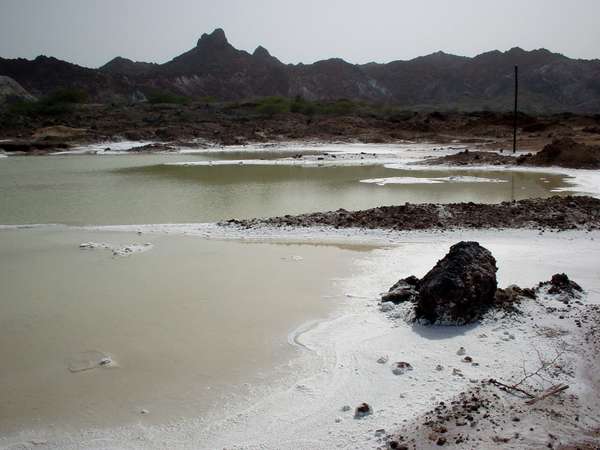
[0,154,570,225]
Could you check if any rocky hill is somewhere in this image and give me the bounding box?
[0,75,35,103]
[1,28,599,113]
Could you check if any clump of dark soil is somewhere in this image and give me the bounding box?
[518,138,600,169]
[422,138,600,169]
[224,196,600,231]
[423,149,517,166]
[537,273,584,304]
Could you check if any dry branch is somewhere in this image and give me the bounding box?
[525,384,569,405]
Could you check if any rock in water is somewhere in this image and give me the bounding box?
[415,241,498,324]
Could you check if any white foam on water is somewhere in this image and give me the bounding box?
[384,161,600,199]
[79,241,154,257]
[360,175,508,186]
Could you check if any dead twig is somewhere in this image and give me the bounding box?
[488,378,535,398]
[512,349,565,389]
[525,384,569,405]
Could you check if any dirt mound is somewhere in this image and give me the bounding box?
[423,149,516,166]
[518,138,600,169]
[225,196,600,231]
[32,125,89,140]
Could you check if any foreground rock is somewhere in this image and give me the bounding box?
[384,241,584,323]
[415,242,498,324]
[224,196,600,232]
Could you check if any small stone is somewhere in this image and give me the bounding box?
[377,355,389,364]
[437,436,447,445]
[457,347,466,356]
[462,356,473,363]
[392,362,414,375]
[98,357,112,367]
[435,364,444,371]
[140,409,149,415]
[341,405,351,412]
[380,303,395,312]
[354,402,372,419]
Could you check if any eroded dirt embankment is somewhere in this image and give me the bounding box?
[224,196,600,231]
[423,138,600,169]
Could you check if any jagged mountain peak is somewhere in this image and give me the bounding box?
[2,31,599,113]
[253,45,271,58]
[100,56,158,76]
[197,28,229,48]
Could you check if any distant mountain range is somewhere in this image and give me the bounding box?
[1,28,599,113]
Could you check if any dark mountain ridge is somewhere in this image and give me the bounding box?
[1,28,599,113]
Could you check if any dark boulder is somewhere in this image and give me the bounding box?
[382,275,420,304]
[414,242,498,324]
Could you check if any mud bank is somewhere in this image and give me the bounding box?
[224,195,600,232]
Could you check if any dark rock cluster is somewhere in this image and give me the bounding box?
[382,242,498,324]
[382,242,585,325]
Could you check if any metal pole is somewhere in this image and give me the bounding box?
[513,65,518,154]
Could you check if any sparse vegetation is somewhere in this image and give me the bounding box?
[6,88,88,117]
[146,90,190,105]
[254,96,369,117]
[255,96,291,117]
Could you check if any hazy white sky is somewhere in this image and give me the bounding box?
[0,0,599,67]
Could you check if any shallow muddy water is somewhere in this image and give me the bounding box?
[0,228,374,434]
[0,153,571,225]
[0,145,580,443]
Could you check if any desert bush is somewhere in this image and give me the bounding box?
[7,88,88,116]
[146,91,190,105]
[255,96,290,116]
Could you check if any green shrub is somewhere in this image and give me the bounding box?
[321,99,357,115]
[255,96,290,117]
[290,96,318,116]
[146,91,190,105]
[7,88,88,117]
[198,96,216,103]
[45,88,88,104]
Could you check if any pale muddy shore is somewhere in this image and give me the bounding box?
[1,227,599,449]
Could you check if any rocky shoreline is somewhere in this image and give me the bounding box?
[223,195,600,232]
